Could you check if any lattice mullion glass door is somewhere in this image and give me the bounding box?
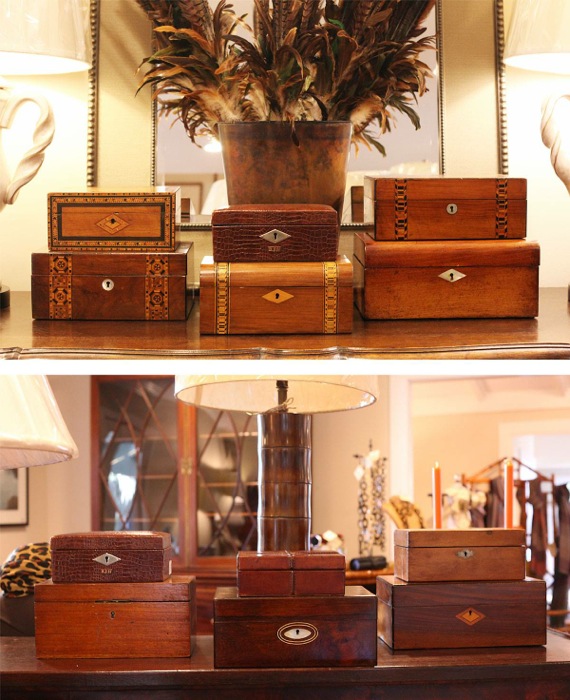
[95,377,182,560]
[196,408,258,557]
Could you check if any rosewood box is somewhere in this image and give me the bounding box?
[363,176,527,240]
[200,255,353,334]
[377,575,546,650]
[214,586,376,668]
[236,550,346,597]
[393,528,526,583]
[212,204,339,262]
[237,551,293,597]
[354,233,540,319]
[31,243,193,321]
[50,531,173,584]
[35,576,196,658]
[48,187,181,251]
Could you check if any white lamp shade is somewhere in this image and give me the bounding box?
[505,0,570,74]
[0,376,78,469]
[175,375,378,414]
[0,0,91,75]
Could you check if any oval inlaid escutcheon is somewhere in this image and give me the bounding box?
[277,622,318,645]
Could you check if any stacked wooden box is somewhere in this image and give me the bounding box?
[213,549,376,668]
[31,188,194,320]
[377,528,546,650]
[355,177,540,319]
[34,531,196,658]
[200,204,353,334]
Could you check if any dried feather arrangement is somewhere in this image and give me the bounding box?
[135,0,436,153]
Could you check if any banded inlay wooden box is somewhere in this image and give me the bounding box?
[199,255,353,334]
[31,243,193,321]
[363,177,527,240]
[48,187,181,251]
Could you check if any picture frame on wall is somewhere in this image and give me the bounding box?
[0,469,29,526]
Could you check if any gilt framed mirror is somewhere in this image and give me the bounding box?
[90,0,508,230]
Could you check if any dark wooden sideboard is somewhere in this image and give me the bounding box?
[1,288,569,359]
[1,633,569,699]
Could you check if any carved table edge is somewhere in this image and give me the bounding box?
[2,343,570,361]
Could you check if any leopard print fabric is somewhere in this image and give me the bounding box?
[0,542,51,597]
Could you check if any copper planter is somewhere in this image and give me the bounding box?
[218,121,352,219]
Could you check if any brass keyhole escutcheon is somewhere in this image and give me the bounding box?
[102,278,114,291]
[446,203,458,215]
[110,611,115,619]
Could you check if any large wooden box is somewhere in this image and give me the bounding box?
[354,233,540,319]
[214,586,376,668]
[200,255,353,334]
[212,204,339,262]
[50,531,172,584]
[363,177,527,240]
[377,575,546,650]
[34,576,196,658]
[393,528,526,583]
[48,187,180,251]
[31,243,193,321]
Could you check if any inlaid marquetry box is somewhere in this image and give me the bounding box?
[354,233,540,320]
[393,528,526,583]
[31,243,193,321]
[363,177,527,240]
[35,576,196,658]
[214,586,376,668]
[212,203,339,262]
[199,255,353,334]
[50,531,172,584]
[377,575,546,650]
[48,187,181,251]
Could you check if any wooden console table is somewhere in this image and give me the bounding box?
[1,288,569,359]
[1,633,569,699]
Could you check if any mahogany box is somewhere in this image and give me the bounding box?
[237,551,293,597]
[236,550,346,597]
[377,575,546,650]
[291,550,345,596]
[48,187,181,251]
[31,243,193,321]
[354,233,540,319]
[35,576,196,658]
[363,176,527,240]
[393,528,526,583]
[50,531,173,584]
[200,255,353,334]
[214,586,376,668]
[212,204,339,262]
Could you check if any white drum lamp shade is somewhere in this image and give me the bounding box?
[504,0,570,74]
[0,376,78,469]
[174,375,378,414]
[0,0,91,75]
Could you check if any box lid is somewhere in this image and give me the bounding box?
[364,176,527,201]
[355,234,540,268]
[49,186,180,200]
[32,244,190,276]
[237,551,291,571]
[212,204,338,226]
[34,575,194,603]
[291,551,345,570]
[376,575,545,608]
[393,528,525,549]
[50,531,171,552]
[215,585,375,618]
[201,255,353,286]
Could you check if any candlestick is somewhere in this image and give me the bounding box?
[432,462,442,529]
[504,460,514,528]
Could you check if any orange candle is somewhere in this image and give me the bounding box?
[432,462,442,529]
[504,460,514,528]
